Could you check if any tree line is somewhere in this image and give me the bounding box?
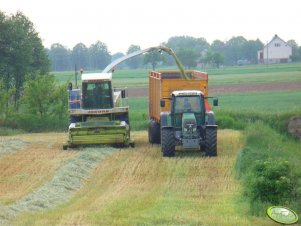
[48,36,301,71]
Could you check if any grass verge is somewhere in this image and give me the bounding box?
[235,122,300,217]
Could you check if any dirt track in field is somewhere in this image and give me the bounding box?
[128,81,301,97]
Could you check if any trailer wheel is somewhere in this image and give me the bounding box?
[161,128,175,157]
[148,121,154,143]
[205,128,217,157]
[148,120,161,144]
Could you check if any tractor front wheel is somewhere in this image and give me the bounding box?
[161,128,175,157]
[205,128,217,157]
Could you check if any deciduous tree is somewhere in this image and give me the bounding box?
[88,41,111,70]
[144,51,164,70]
[126,45,142,69]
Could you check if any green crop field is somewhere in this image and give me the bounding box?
[128,89,301,130]
[53,62,301,87]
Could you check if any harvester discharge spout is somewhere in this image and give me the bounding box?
[102,45,189,80]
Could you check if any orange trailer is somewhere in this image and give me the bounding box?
[148,70,218,157]
[149,70,211,123]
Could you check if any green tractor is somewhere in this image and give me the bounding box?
[160,90,218,157]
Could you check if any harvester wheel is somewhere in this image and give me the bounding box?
[205,128,217,157]
[63,144,68,150]
[161,128,175,157]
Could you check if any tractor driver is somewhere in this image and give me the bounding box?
[184,97,192,112]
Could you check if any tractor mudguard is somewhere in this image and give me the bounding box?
[160,112,171,128]
[206,111,217,126]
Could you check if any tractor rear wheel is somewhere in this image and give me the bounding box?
[161,128,175,157]
[205,128,217,157]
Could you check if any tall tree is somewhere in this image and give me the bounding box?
[144,51,164,70]
[176,48,199,68]
[211,40,226,54]
[287,39,301,62]
[203,51,224,68]
[22,74,55,119]
[166,36,209,66]
[126,45,142,69]
[0,11,50,107]
[242,39,264,64]
[88,41,111,70]
[71,43,88,70]
[48,43,71,71]
[225,36,247,65]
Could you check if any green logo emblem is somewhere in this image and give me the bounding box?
[267,206,298,224]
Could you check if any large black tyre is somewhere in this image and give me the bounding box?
[148,120,161,144]
[161,128,175,157]
[205,128,217,157]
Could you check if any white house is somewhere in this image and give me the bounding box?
[257,35,292,64]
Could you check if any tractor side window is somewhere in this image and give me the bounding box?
[98,82,113,108]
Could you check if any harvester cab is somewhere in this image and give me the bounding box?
[63,72,133,150]
[81,73,113,110]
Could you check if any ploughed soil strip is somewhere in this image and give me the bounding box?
[128,82,301,96]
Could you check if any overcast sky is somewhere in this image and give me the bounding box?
[2,0,301,53]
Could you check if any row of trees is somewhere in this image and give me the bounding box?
[48,42,111,71]
[48,36,301,71]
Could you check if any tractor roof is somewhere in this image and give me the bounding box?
[82,73,112,82]
[172,90,204,97]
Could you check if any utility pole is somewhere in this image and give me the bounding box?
[266,40,269,66]
[74,64,78,88]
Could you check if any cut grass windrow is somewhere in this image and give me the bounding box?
[0,139,28,158]
[0,147,118,225]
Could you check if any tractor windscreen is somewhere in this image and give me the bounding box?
[173,96,205,128]
[82,81,113,109]
[174,96,203,113]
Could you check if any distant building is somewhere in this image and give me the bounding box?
[257,35,292,64]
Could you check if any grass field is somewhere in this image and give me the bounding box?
[52,62,301,88]
[128,89,301,130]
[0,131,277,226]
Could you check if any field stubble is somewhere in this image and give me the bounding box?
[4,130,276,225]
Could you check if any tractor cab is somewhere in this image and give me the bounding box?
[170,91,205,148]
[171,90,205,128]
